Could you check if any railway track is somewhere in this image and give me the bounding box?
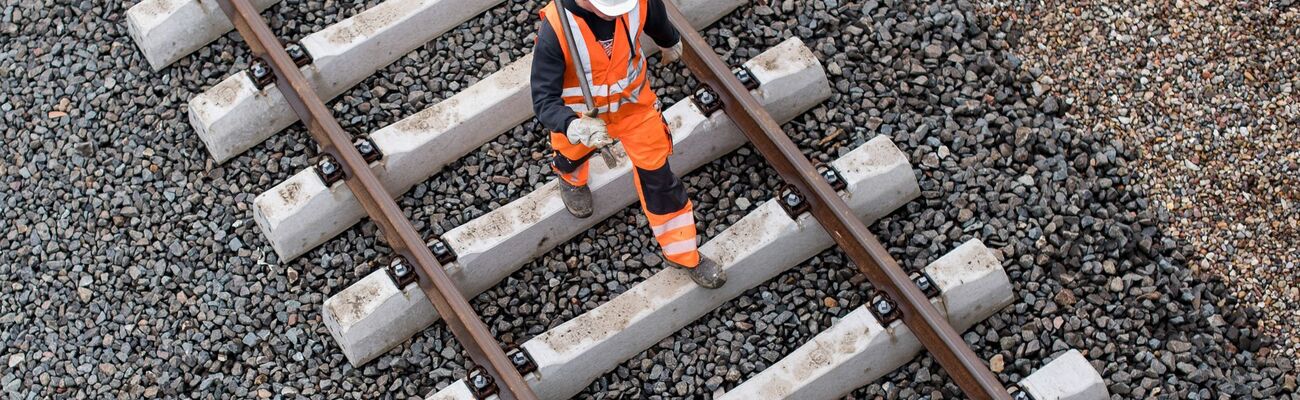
[127,0,1113,398]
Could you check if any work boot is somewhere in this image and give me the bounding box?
[669,255,726,289]
[559,179,593,218]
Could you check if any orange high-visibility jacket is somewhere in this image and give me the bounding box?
[539,0,658,118]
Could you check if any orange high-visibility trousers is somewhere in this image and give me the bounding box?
[551,108,700,268]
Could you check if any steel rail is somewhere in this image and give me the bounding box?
[662,3,1011,399]
[211,1,537,398]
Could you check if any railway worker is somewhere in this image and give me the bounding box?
[531,0,726,288]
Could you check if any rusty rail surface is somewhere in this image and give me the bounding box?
[211,0,537,398]
[662,3,1011,399]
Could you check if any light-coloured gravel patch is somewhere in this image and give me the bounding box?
[977,0,1299,356]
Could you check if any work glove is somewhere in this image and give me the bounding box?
[659,42,683,65]
[566,116,613,148]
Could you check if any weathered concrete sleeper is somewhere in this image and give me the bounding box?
[126,0,280,70]
[716,239,1014,399]
[1019,349,1109,400]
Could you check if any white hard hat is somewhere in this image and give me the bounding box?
[588,0,636,16]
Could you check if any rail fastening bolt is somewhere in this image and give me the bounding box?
[698,90,716,105]
[356,139,374,155]
[874,299,893,315]
[391,260,409,278]
[784,192,802,208]
[822,169,839,184]
[735,68,755,87]
[470,373,490,390]
[319,158,337,176]
[916,276,931,292]
[251,62,269,79]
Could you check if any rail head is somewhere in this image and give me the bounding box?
[208,0,537,399]
[660,2,1011,399]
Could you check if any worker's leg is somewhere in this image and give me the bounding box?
[549,131,594,186]
[551,131,596,218]
[615,111,700,268]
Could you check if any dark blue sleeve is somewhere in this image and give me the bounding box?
[531,22,579,133]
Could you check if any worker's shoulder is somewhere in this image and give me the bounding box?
[536,21,558,44]
[533,22,562,56]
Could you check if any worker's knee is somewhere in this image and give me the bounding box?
[553,151,593,174]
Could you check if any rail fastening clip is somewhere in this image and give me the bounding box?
[913,271,940,299]
[467,366,498,399]
[314,154,345,186]
[815,162,847,192]
[506,346,538,376]
[247,58,275,90]
[386,256,417,288]
[1010,386,1037,400]
[777,184,810,217]
[285,41,312,68]
[429,237,457,265]
[870,294,901,325]
[691,86,722,116]
[354,136,382,164]
[734,65,760,90]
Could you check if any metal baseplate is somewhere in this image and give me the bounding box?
[429,236,457,264]
[314,154,344,186]
[354,136,382,163]
[386,256,417,288]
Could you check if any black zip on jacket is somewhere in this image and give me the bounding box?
[530,0,680,134]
